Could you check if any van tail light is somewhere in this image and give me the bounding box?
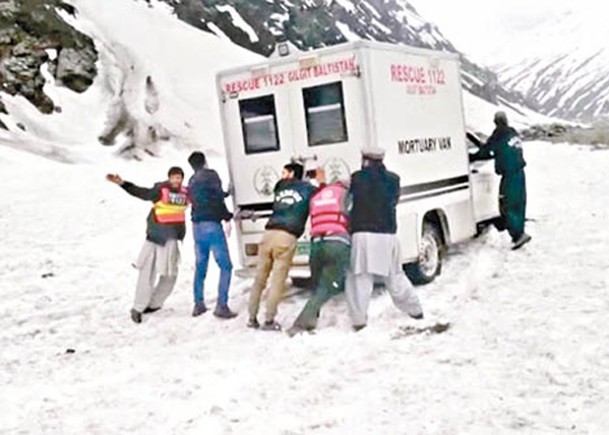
[245,243,259,257]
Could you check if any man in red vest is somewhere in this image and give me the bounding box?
[106,167,188,324]
[287,167,351,336]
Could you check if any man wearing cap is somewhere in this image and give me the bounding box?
[471,111,531,250]
[247,162,315,331]
[287,167,351,336]
[345,146,423,330]
[106,167,188,324]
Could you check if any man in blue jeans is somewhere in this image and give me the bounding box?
[188,152,237,319]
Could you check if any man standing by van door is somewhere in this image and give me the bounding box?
[106,167,188,324]
[248,162,315,331]
[287,167,351,336]
[345,147,423,331]
[188,152,237,319]
[471,112,531,250]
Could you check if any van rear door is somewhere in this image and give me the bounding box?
[219,74,297,208]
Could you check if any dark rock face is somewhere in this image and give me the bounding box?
[0,0,98,114]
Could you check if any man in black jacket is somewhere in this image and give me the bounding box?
[106,167,188,324]
[345,147,423,330]
[188,152,237,319]
[247,162,315,331]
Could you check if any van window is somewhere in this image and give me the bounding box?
[239,95,280,154]
[303,82,348,146]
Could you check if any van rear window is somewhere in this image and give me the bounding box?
[303,82,348,146]
[239,95,280,154]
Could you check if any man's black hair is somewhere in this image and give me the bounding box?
[284,162,304,180]
[188,151,207,170]
[168,166,184,178]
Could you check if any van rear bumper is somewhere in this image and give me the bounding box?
[235,265,311,280]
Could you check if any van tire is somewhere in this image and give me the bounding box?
[404,222,443,285]
[291,277,313,289]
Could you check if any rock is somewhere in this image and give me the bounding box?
[55,47,97,93]
[0,0,97,112]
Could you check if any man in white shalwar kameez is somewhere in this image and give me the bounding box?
[345,147,423,330]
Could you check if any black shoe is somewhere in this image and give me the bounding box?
[512,233,532,250]
[410,312,424,320]
[260,320,282,331]
[286,325,315,337]
[192,303,208,317]
[143,307,161,314]
[130,309,142,324]
[247,317,260,329]
[353,324,366,332]
[213,305,238,319]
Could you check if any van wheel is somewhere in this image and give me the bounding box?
[291,277,313,289]
[404,222,443,285]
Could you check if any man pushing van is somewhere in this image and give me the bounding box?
[248,162,315,331]
[471,112,531,250]
[345,147,423,330]
[287,167,351,336]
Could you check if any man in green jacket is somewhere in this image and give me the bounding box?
[247,162,315,331]
[471,111,531,250]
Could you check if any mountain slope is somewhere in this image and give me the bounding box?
[482,7,608,122]
[0,0,259,159]
[146,0,527,111]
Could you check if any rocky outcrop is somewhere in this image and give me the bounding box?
[0,0,98,114]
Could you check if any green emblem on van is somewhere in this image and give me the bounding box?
[254,166,279,197]
[323,158,351,183]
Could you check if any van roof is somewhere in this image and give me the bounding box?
[215,40,460,80]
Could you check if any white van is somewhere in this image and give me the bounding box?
[216,40,500,285]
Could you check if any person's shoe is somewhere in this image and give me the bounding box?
[247,317,260,329]
[192,303,208,317]
[260,320,282,331]
[130,309,142,324]
[213,305,238,319]
[353,324,366,332]
[410,311,424,320]
[286,325,311,337]
[143,307,161,314]
[512,233,532,250]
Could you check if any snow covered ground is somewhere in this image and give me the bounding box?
[2,141,609,434]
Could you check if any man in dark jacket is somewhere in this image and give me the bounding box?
[187,152,236,319]
[106,167,188,324]
[345,147,423,330]
[471,111,531,250]
[247,162,315,331]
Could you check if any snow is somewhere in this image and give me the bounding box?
[2,139,609,433]
[410,0,609,120]
[335,22,361,42]
[216,5,260,43]
[2,3,606,430]
[334,0,356,14]
[0,0,260,159]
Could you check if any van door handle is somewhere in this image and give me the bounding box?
[471,169,479,174]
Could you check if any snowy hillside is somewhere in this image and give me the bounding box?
[0,0,553,160]
[493,7,609,122]
[0,0,259,159]
[411,0,609,123]
[2,139,609,433]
